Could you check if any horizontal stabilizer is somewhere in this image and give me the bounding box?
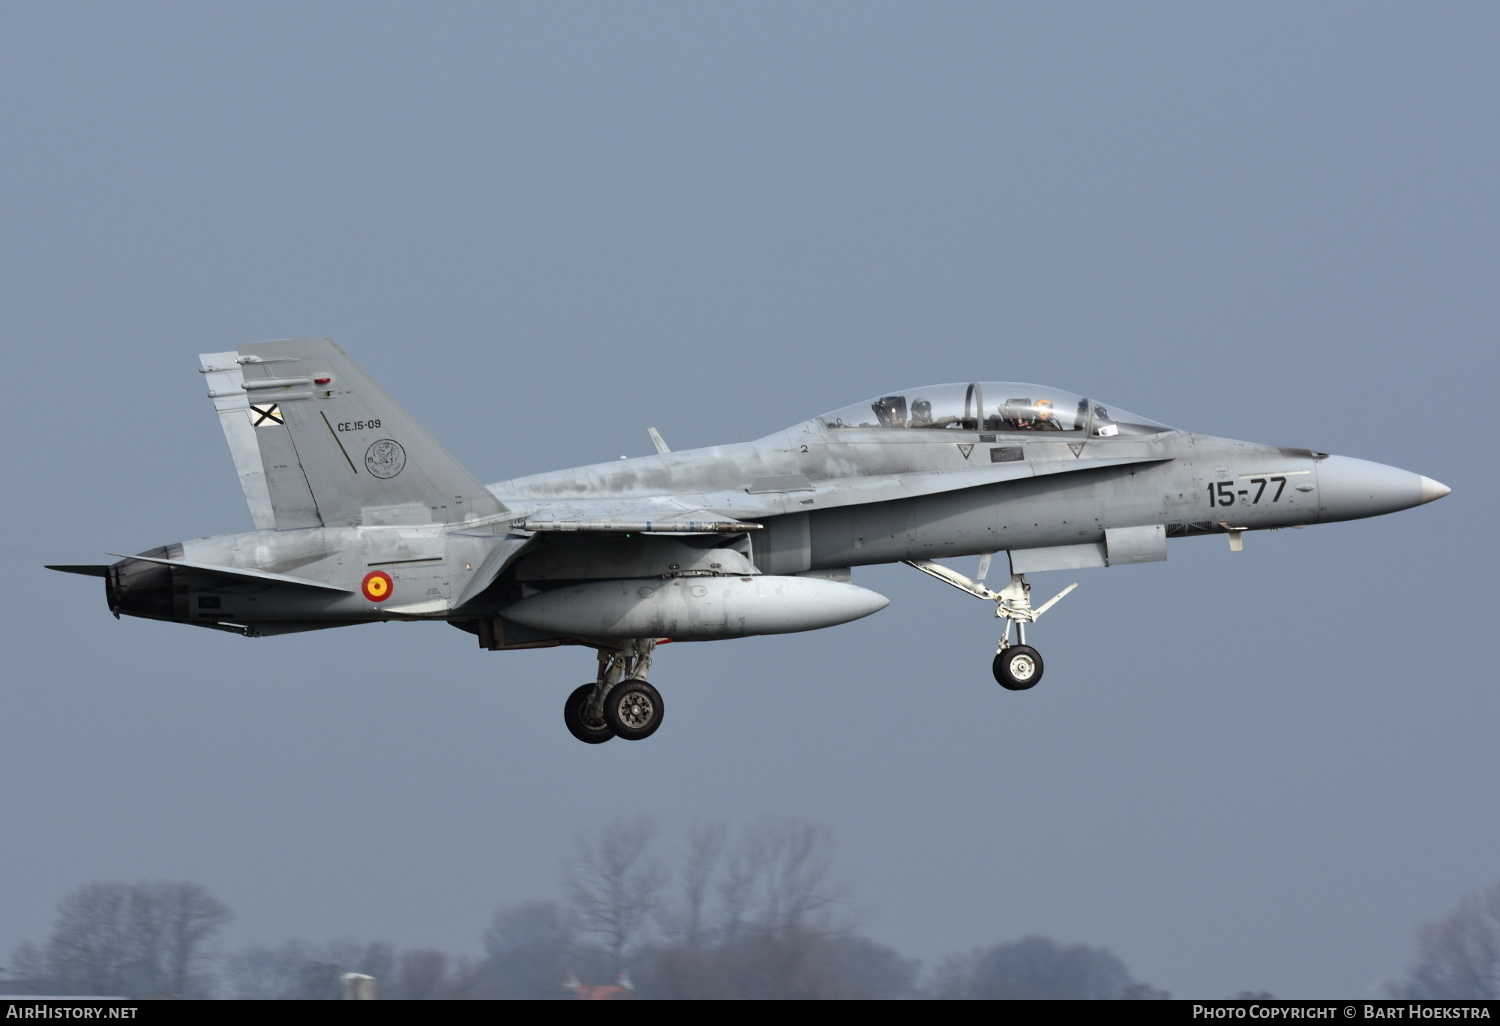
[46,564,112,578]
[107,554,351,592]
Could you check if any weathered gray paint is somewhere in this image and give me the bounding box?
[54,341,1448,661]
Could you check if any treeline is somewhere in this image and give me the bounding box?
[2,819,1164,999]
[12,818,1488,999]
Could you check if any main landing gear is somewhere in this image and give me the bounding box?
[564,640,665,744]
[902,558,1077,692]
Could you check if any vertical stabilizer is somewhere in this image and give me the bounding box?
[220,338,507,529]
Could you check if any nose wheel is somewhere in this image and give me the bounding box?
[903,559,1075,691]
[993,645,1043,690]
[564,640,664,744]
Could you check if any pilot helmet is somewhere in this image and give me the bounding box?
[1034,399,1055,423]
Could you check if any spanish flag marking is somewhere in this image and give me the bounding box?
[362,571,394,602]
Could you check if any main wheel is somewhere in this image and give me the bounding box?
[602,679,664,741]
[993,645,1043,690]
[564,683,615,744]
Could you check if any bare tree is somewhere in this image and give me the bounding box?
[23,880,231,997]
[44,882,133,994]
[129,881,232,996]
[751,818,843,934]
[1391,881,1500,999]
[637,818,866,998]
[715,818,846,942]
[663,821,726,951]
[636,823,728,999]
[716,836,757,945]
[565,818,666,971]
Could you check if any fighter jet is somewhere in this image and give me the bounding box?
[48,337,1450,744]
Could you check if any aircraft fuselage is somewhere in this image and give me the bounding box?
[52,342,1448,741]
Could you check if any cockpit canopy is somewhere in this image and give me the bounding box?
[819,382,1170,437]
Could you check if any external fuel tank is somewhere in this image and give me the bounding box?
[500,574,889,640]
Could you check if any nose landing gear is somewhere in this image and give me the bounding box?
[903,558,1076,691]
[993,646,1042,690]
[563,639,665,744]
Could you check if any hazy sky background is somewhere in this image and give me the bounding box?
[2,1,1495,999]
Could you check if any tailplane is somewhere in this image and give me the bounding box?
[200,338,506,529]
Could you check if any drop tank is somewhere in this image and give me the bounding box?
[500,575,889,640]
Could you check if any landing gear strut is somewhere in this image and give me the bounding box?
[903,559,1076,691]
[563,640,665,744]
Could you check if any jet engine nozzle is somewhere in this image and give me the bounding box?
[500,575,890,640]
[1316,456,1451,524]
[108,548,181,621]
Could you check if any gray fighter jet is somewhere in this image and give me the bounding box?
[49,338,1450,743]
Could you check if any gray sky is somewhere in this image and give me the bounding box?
[2,1,1495,999]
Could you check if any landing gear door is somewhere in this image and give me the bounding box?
[1104,525,1166,565]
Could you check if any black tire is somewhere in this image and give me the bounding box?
[564,683,614,744]
[602,679,665,741]
[993,645,1043,690]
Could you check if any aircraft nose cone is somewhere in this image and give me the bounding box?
[1316,456,1445,523]
[1418,476,1452,504]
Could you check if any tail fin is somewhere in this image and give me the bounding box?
[202,338,507,530]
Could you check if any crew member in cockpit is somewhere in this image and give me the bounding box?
[1006,398,1062,431]
[1031,398,1064,430]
